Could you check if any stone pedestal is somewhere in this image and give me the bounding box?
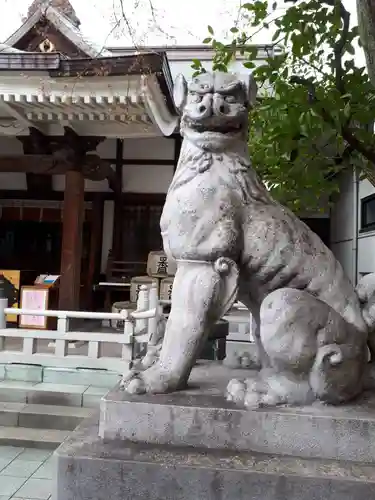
[55,362,375,500]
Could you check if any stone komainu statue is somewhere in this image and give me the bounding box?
[123,71,375,408]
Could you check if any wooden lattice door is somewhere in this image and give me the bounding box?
[120,195,165,262]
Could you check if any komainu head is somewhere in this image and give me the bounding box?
[173,71,257,150]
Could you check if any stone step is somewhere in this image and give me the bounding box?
[0,425,68,449]
[0,364,121,387]
[0,402,93,430]
[0,380,109,407]
[56,415,375,500]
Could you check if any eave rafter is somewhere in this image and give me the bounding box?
[0,92,153,134]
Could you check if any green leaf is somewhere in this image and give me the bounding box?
[230,27,239,33]
[272,1,277,9]
[191,58,202,69]
[244,61,256,69]
[208,25,214,35]
[202,37,212,44]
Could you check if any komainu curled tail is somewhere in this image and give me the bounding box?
[310,342,367,405]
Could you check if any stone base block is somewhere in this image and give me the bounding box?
[100,361,375,463]
[56,414,375,500]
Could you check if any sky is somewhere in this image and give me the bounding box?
[0,0,366,66]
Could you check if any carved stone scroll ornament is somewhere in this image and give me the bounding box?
[122,70,375,408]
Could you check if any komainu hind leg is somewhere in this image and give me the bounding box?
[227,288,367,408]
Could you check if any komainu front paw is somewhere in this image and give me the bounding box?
[120,370,146,394]
[121,362,179,395]
[226,378,247,404]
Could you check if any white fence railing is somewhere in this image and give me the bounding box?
[0,284,159,373]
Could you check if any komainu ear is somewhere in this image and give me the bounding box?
[241,73,258,108]
[173,73,188,113]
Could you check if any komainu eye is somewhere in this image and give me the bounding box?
[225,95,236,103]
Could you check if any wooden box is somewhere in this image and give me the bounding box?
[130,276,159,304]
[147,251,176,278]
[159,277,174,302]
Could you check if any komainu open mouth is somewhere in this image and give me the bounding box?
[189,121,243,134]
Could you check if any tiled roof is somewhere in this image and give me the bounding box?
[27,0,80,28]
[5,5,112,58]
[0,51,175,114]
[0,50,61,70]
[0,44,27,54]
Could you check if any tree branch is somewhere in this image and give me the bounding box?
[326,0,351,93]
[340,127,375,164]
[290,75,375,165]
[286,0,350,93]
[289,0,375,173]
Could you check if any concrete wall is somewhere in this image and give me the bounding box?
[330,171,356,283]
[330,172,375,282]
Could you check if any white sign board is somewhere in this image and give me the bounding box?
[19,287,49,329]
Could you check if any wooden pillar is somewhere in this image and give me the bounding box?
[85,194,104,309]
[58,169,85,311]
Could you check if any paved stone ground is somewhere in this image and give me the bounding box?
[0,446,54,499]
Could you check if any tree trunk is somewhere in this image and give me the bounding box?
[357,0,375,85]
[356,0,375,186]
